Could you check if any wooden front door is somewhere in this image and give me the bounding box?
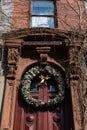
[14,75,74,130]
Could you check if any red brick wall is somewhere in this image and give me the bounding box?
[12,0,30,29]
[57,0,87,31]
[11,0,87,31]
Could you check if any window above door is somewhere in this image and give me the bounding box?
[84,0,87,13]
[31,0,55,28]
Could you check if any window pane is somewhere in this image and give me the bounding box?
[31,16,54,27]
[49,85,57,92]
[30,83,38,92]
[32,1,54,15]
[84,1,87,12]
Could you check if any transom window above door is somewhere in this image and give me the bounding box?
[30,74,58,93]
[31,0,55,28]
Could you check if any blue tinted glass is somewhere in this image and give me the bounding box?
[30,83,38,92]
[32,1,54,15]
[50,85,57,92]
[31,17,54,27]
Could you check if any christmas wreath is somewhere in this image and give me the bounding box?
[21,65,65,107]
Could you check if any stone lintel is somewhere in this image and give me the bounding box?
[21,41,63,46]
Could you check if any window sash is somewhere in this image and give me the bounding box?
[31,16,54,27]
[31,0,55,28]
[84,0,87,12]
[32,1,54,15]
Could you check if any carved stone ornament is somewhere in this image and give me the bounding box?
[8,48,19,64]
[7,48,19,79]
[2,128,9,130]
[69,47,81,80]
[69,47,79,66]
[83,47,87,66]
[21,65,65,107]
[70,66,81,80]
[7,64,17,79]
[40,53,48,64]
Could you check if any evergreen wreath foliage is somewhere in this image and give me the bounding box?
[21,65,65,107]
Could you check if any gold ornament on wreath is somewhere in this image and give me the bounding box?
[21,65,65,107]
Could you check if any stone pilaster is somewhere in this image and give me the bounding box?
[69,46,83,130]
[0,40,21,130]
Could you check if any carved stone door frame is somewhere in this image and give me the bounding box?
[0,28,84,130]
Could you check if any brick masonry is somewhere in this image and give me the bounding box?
[0,1,87,130]
[11,0,87,30]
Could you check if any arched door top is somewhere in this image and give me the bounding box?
[21,62,66,79]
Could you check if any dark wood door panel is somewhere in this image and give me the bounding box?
[14,85,73,130]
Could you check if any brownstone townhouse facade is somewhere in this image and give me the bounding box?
[0,0,87,130]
